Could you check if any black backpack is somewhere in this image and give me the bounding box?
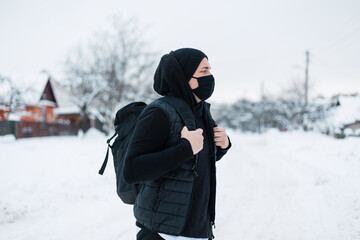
[98,96,196,205]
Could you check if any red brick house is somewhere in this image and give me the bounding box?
[0,73,104,138]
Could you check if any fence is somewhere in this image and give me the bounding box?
[0,121,79,139]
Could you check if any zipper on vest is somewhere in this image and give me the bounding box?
[192,154,199,177]
[180,155,199,235]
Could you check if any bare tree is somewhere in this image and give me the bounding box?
[279,78,315,129]
[64,15,157,133]
[0,75,26,116]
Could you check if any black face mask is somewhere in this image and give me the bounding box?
[191,75,215,101]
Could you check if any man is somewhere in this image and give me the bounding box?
[124,48,231,240]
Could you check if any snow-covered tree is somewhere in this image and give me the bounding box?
[0,75,21,113]
[0,75,35,116]
[64,15,158,132]
[216,94,333,133]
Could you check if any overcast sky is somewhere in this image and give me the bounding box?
[1,0,359,104]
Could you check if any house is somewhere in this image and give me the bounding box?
[327,94,360,137]
[0,73,58,123]
[0,73,105,138]
[0,104,9,121]
[0,77,14,121]
[343,121,360,134]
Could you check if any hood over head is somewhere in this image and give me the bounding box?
[153,48,207,113]
[173,48,208,81]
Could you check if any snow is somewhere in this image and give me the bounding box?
[7,113,21,121]
[54,106,80,115]
[0,130,359,239]
[38,99,56,107]
[0,80,12,103]
[1,72,79,109]
[6,73,49,105]
[329,95,360,128]
[49,79,77,108]
[0,134,16,143]
[83,128,106,139]
[87,108,106,123]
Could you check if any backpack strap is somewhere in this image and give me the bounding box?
[159,96,196,130]
[159,96,200,177]
[98,132,117,175]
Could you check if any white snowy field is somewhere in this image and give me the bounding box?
[0,129,359,240]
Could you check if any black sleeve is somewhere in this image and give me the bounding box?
[123,107,194,184]
[216,136,232,161]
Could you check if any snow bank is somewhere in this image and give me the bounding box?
[83,128,106,139]
[0,134,16,143]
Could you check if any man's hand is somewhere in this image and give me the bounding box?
[214,127,229,149]
[181,126,204,155]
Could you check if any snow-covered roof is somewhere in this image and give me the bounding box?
[0,73,106,121]
[9,73,49,105]
[328,95,360,128]
[7,113,21,121]
[39,99,57,107]
[54,106,80,115]
[0,72,78,109]
[49,79,76,108]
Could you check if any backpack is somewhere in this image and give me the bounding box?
[98,96,196,205]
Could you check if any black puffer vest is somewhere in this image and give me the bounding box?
[134,98,217,235]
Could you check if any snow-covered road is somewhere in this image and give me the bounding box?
[217,130,360,239]
[1,129,359,239]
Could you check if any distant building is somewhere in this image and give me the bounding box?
[327,94,360,136]
[343,121,360,133]
[0,73,104,138]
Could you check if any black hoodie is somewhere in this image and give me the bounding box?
[124,51,231,238]
[153,51,199,114]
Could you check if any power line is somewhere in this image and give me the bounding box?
[325,27,360,50]
[311,54,359,81]
[316,14,360,51]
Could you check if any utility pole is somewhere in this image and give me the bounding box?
[260,81,264,133]
[303,50,309,131]
[242,89,247,100]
